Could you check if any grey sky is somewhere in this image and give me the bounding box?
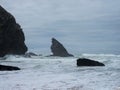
[0,0,120,55]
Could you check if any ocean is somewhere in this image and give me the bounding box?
[0,54,120,90]
[0,0,120,90]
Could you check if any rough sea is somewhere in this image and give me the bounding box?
[0,0,120,90]
[0,54,120,90]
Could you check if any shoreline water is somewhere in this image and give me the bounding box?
[0,54,120,90]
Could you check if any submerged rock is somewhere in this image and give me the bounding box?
[24,52,38,58]
[51,38,73,57]
[77,58,105,66]
[0,5,28,57]
[0,64,20,71]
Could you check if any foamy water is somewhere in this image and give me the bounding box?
[0,54,120,90]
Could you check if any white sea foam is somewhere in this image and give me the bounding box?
[0,54,120,90]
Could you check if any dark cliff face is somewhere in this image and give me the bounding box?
[51,38,73,57]
[0,5,28,57]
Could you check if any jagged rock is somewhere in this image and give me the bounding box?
[0,64,20,71]
[77,58,105,66]
[51,38,73,57]
[0,5,28,57]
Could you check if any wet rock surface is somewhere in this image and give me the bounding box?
[77,58,105,66]
[0,64,20,71]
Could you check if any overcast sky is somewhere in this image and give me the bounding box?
[0,0,120,55]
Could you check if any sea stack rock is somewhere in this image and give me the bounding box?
[0,64,20,71]
[51,38,73,57]
[77,58,105,66]
[0,5,28,57]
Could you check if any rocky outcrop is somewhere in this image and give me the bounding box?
[0,5,28,57]
[77,58,105,66]
[51,38,73,57]
[0,64,20,71]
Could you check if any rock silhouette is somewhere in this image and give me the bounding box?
[77,58,105,66]
[0,5,28,57]
[0,64,20,71]
[51,38,73,57]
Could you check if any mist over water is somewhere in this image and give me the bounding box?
[0,0,120,55]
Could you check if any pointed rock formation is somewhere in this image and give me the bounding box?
[51,38,73,57]
[0,64,20,71]
[77,58,105,66]
[0,5,28,57]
